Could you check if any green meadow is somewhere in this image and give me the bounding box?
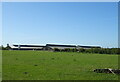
[2,50,119,80]
[0,50,2,81]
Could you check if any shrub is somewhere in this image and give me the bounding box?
[78,48,85,53]
[54,48,60,52]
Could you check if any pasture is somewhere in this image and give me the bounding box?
[2,50,118,80]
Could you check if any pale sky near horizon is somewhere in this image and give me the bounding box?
[1,0,119,2]
[2,2,118,48]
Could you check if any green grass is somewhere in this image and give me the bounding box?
[2,50,119,80]
[0,50,2,81]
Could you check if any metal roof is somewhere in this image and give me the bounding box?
[13,45,45,47]
[46,44,76,47]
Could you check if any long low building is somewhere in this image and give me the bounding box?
[45,44,77,50]
[10,44,101,50]
[77,45,101,49]
[11,44,45,50]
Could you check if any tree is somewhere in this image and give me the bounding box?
[5,44,11,50]
[0,45,6,50]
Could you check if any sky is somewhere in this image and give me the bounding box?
[2,2,118,48]
[0,2,2,46]
[1,0,120,2]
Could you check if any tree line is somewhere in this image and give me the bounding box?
[0,44,119,54]
[53,48,119,55]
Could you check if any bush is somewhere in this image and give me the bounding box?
[64,48,70,52]
[0,45,6,50]
[53,48,60,52]
[78,48,85,53]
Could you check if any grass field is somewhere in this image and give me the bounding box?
[0,50,2,81]
[2,50,119,80]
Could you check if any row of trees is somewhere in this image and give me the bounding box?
[53,48,119,54]
[0,44,11,50]
[0,44,119,54]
